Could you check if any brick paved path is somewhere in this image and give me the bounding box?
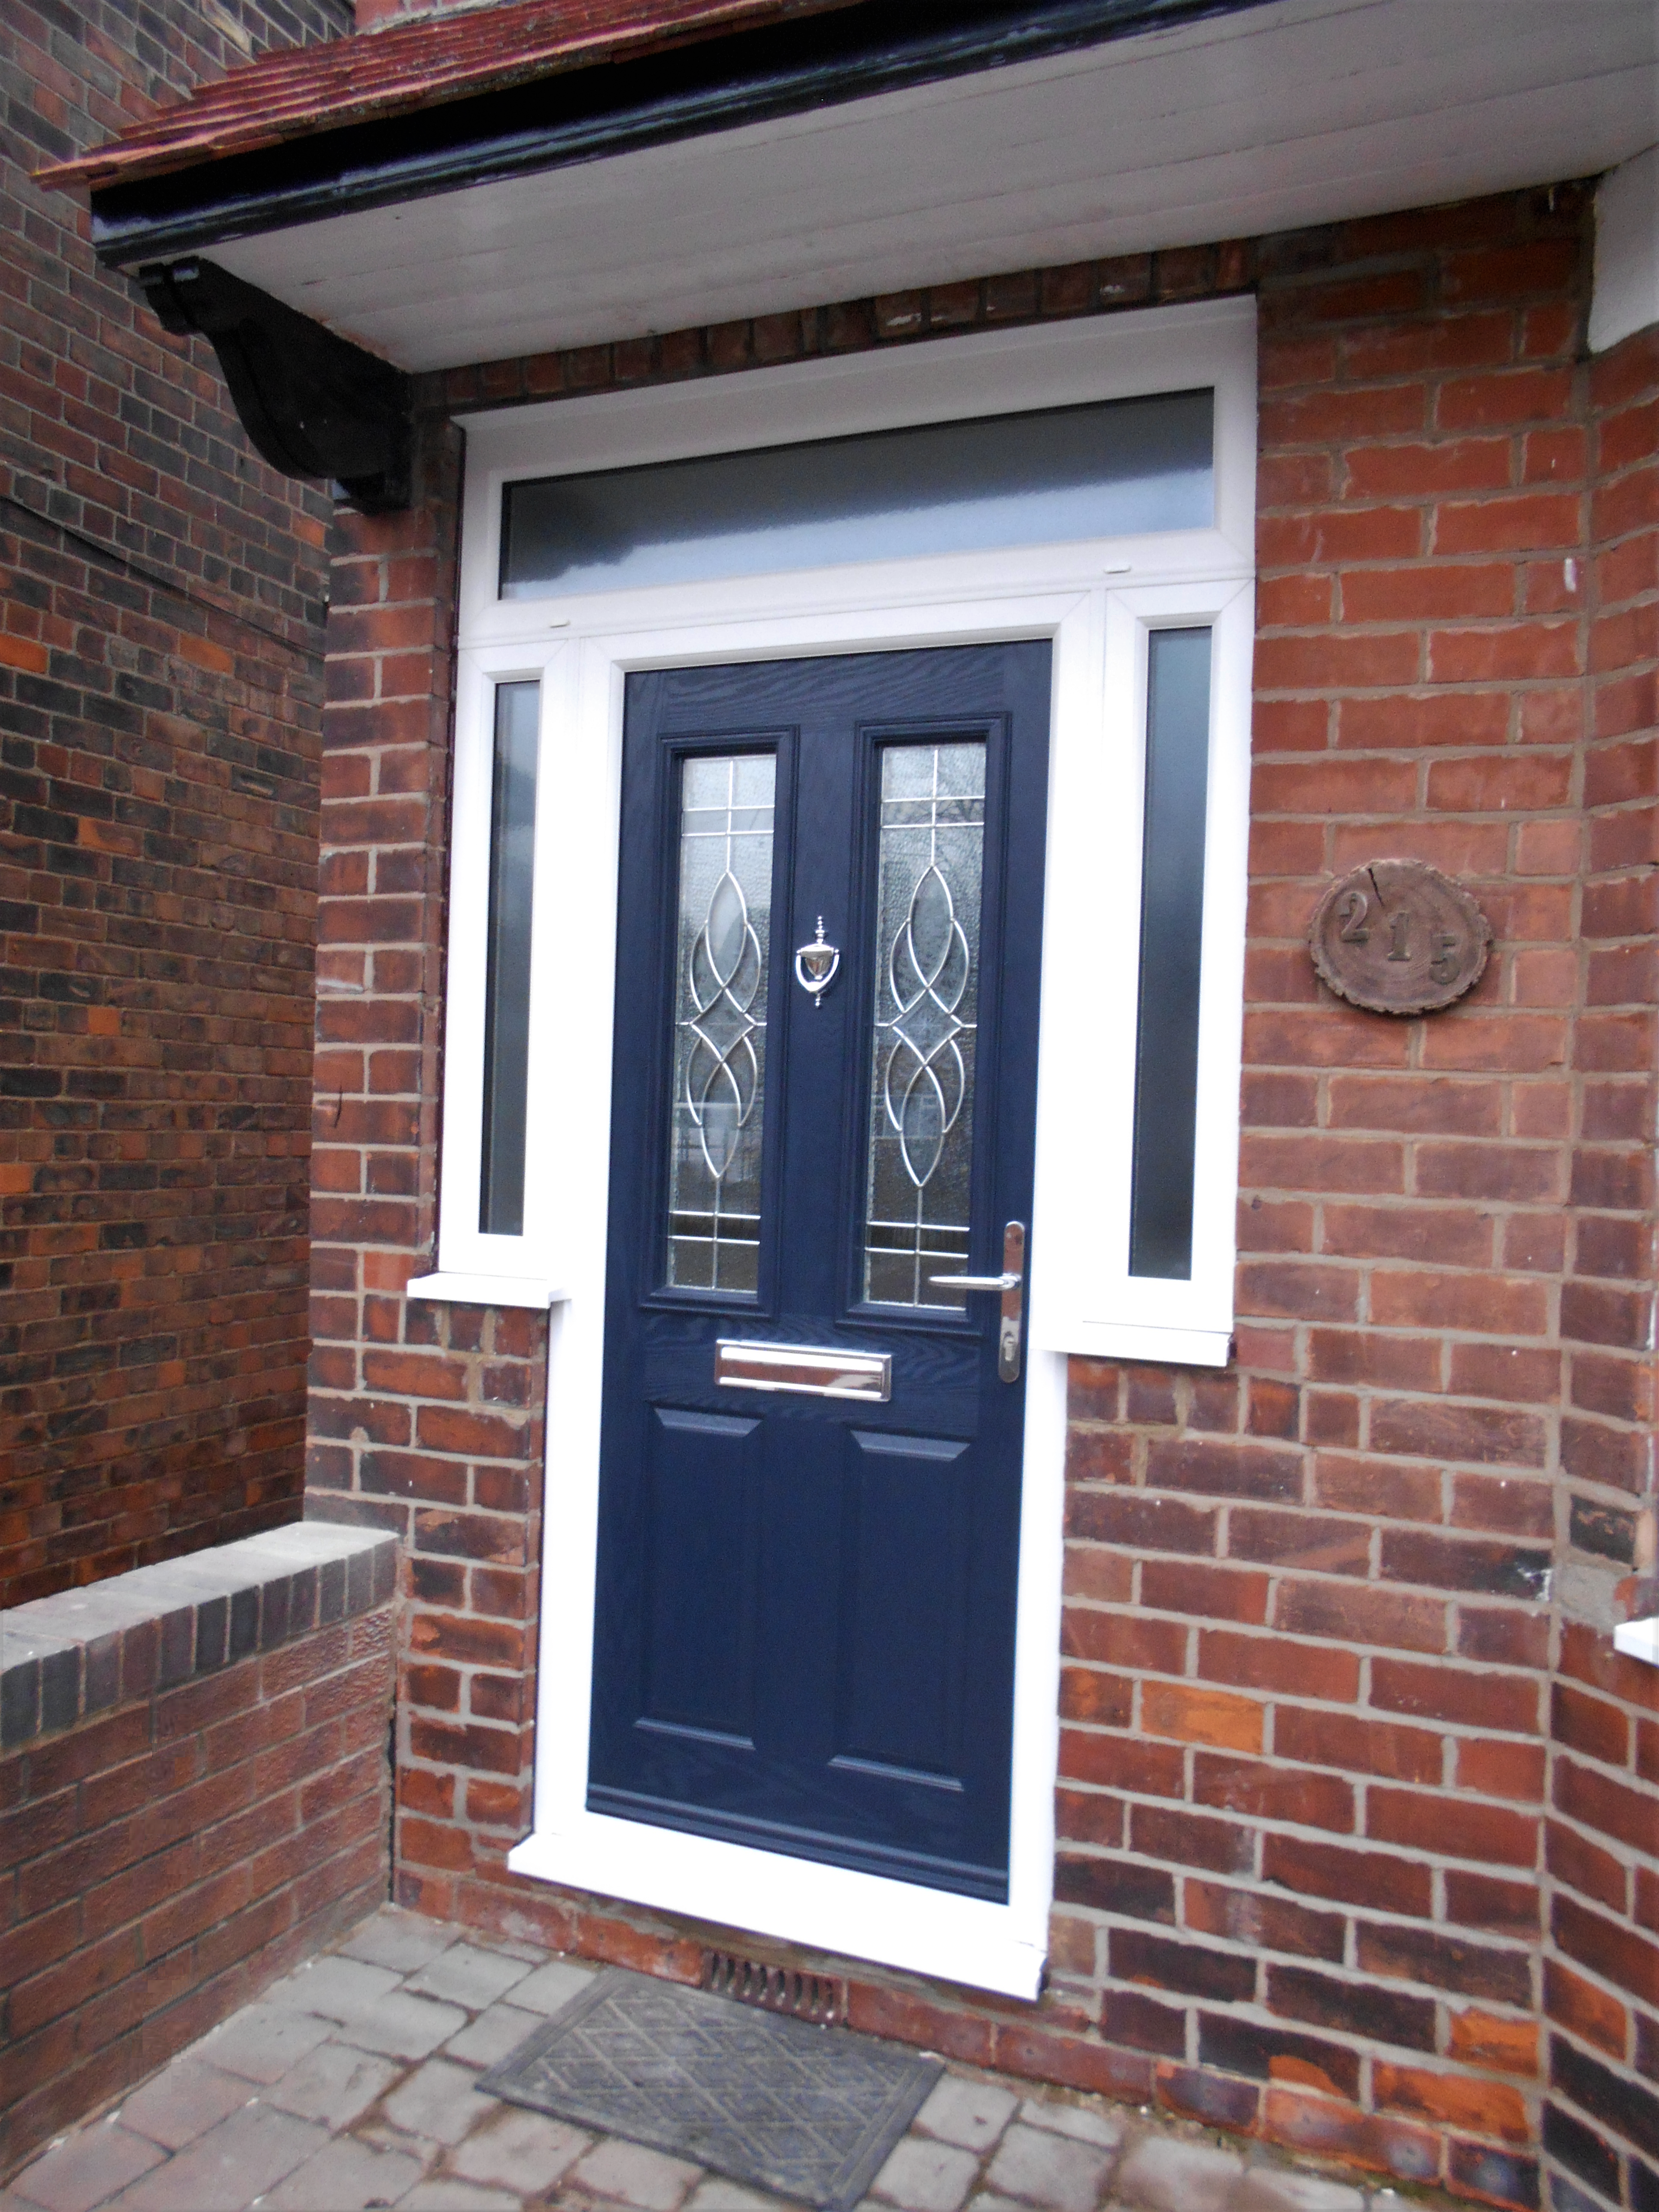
[1,1909,1455,2212]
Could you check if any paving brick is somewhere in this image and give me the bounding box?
[444,2001,544,2068]
[116,2062,254,2151]
[266,2136,428,2210]
[871,2135,981,2212]
[11,2125,164,2212]
[264,2043,400,2128]
[382,2058,498,2146]
[450,2106,589,2190]
[685,2182,794,2212]
[338,1909,456,1975]
[1234,2168,1366,2211]
[198,2005,335,2085]
[914,2076,1020,2153]
[509,1959,597,2017]
[572,2136,703,2209]
[266,1956,403,2022]
[397,2185,520,2211]
[344,1990,469,2060]
[408,1942,534,2011]
[1112,2136,1244,2212]
[986,2122,1117,2212]
[107,2106,326,2211]
[1019,2101,1125,2151]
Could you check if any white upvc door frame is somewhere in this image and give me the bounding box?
[433,299,1257,1998]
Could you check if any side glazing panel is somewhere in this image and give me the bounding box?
[863,741,986,1310]
[479,679,540,1236]
[666,754,776,1292]
[1128,627,1213,1279]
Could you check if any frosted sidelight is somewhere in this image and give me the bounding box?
[479,681,540,1236]
[1129,628,1213,1279]
[863,742,986,1308]
[667,754,776,1291]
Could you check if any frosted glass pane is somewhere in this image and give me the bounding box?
[502,390,1212,598]
[1129,628,1212,1280]
[479,680,539,1236]
[863,741,986,1310]
[666,753,775,1292]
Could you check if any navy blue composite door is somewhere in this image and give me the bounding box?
[588,644,1051,1902]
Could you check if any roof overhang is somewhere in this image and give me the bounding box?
[64,0,1659,376]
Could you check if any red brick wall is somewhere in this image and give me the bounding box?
[304,186,1658,2209]
[1538,321,1659,2212]
[0,1543,395,2178]
[0,0,350,1607]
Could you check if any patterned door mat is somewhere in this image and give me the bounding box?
[481,1968,943,2210]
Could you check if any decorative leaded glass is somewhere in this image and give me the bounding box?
[863,742,986,1308]
[666,754,775,1291]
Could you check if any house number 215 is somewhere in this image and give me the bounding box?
[1310,860,1492,1015]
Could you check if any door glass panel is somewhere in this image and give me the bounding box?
[479,679,539,1235]
[666,753,775,1292]
[863,741,986,1309]
[1129,627,1213,1279]
[501,390,1213,599]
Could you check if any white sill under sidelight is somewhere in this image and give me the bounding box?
[1613,1616,1659,1667]
[404,1272,570,1309]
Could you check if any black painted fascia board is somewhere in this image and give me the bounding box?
[91,0,1277,267]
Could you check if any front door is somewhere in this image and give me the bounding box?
[589,644,1051,1902]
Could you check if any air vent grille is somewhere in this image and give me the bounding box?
[702,1949,845,2025]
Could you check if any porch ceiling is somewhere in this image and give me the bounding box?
[81,0,1659,373]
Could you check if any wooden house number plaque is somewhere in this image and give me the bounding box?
[1309,859,1492,1016]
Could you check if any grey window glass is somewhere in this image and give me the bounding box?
[1129,628,1212,1280]
[501,390,1213,599]
[480,681,540,1236]
[863,741,986,1310]
[666,753,776,1293]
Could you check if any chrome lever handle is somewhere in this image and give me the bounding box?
[930,1222,1025,1383]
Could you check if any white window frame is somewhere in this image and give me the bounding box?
[423,299,1256,1997]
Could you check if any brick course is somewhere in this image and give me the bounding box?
[0,0,349,1607]
[303,181,1656,2210]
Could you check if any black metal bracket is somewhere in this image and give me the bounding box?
[136,257,412,514]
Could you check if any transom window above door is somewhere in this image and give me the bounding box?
[498,389,1213,599]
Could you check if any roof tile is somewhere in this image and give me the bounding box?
[37,0,863,194]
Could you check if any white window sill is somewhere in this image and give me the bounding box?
[1613,1616,1659,1668]
[405,1272,570,1309]
[1035,1318,1234,1369]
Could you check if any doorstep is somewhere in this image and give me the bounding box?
[0,1905,1463,2212]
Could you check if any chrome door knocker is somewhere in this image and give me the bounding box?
[793,917,841,1008]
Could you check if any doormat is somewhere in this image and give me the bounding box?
[480,1967,943,2210]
